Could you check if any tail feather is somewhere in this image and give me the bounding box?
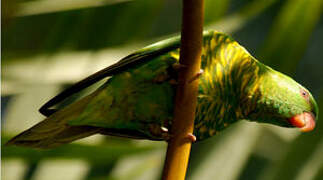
[6,91,102,149]
[5,126,101,149]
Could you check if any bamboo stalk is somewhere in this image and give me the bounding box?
[161,0,204,179]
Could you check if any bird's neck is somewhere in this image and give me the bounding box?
[194,36,262,140]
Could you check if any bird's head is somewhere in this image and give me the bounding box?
[245,66,318,132]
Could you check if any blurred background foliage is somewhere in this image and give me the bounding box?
[1,0,323,179]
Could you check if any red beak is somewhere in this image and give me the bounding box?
[288,112,316,132]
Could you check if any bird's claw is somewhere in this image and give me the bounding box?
[189,69,204,83]
[163,131,196,143]
[161,126,169,133]
[172,63,187,71]
[171,63,203,84]
[186,133,197,143]
[160,127,173,142]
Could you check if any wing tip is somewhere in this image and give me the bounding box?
[5,135,52,149]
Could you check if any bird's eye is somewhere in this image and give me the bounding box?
[300,89,309,101]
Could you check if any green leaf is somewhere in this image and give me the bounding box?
[260,0,323,75]
[2,135,164,165]
[187,122,261,180]
[206,0,279,33]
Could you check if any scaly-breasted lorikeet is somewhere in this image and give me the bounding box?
[6,31,319,148]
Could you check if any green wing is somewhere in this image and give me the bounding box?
[39,33,182,117]
[39,30,217,117]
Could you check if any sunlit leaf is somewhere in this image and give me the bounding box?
[15,0,133,17]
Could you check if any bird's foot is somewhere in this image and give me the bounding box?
[163,133,196,143]
[160,126,169,133]
[163,131,197,143]
[189,69,204,83]
[172,63,187,71]
[160,126,173,142]
[186,133,197,143]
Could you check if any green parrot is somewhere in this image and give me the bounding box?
[6,30,319,149]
